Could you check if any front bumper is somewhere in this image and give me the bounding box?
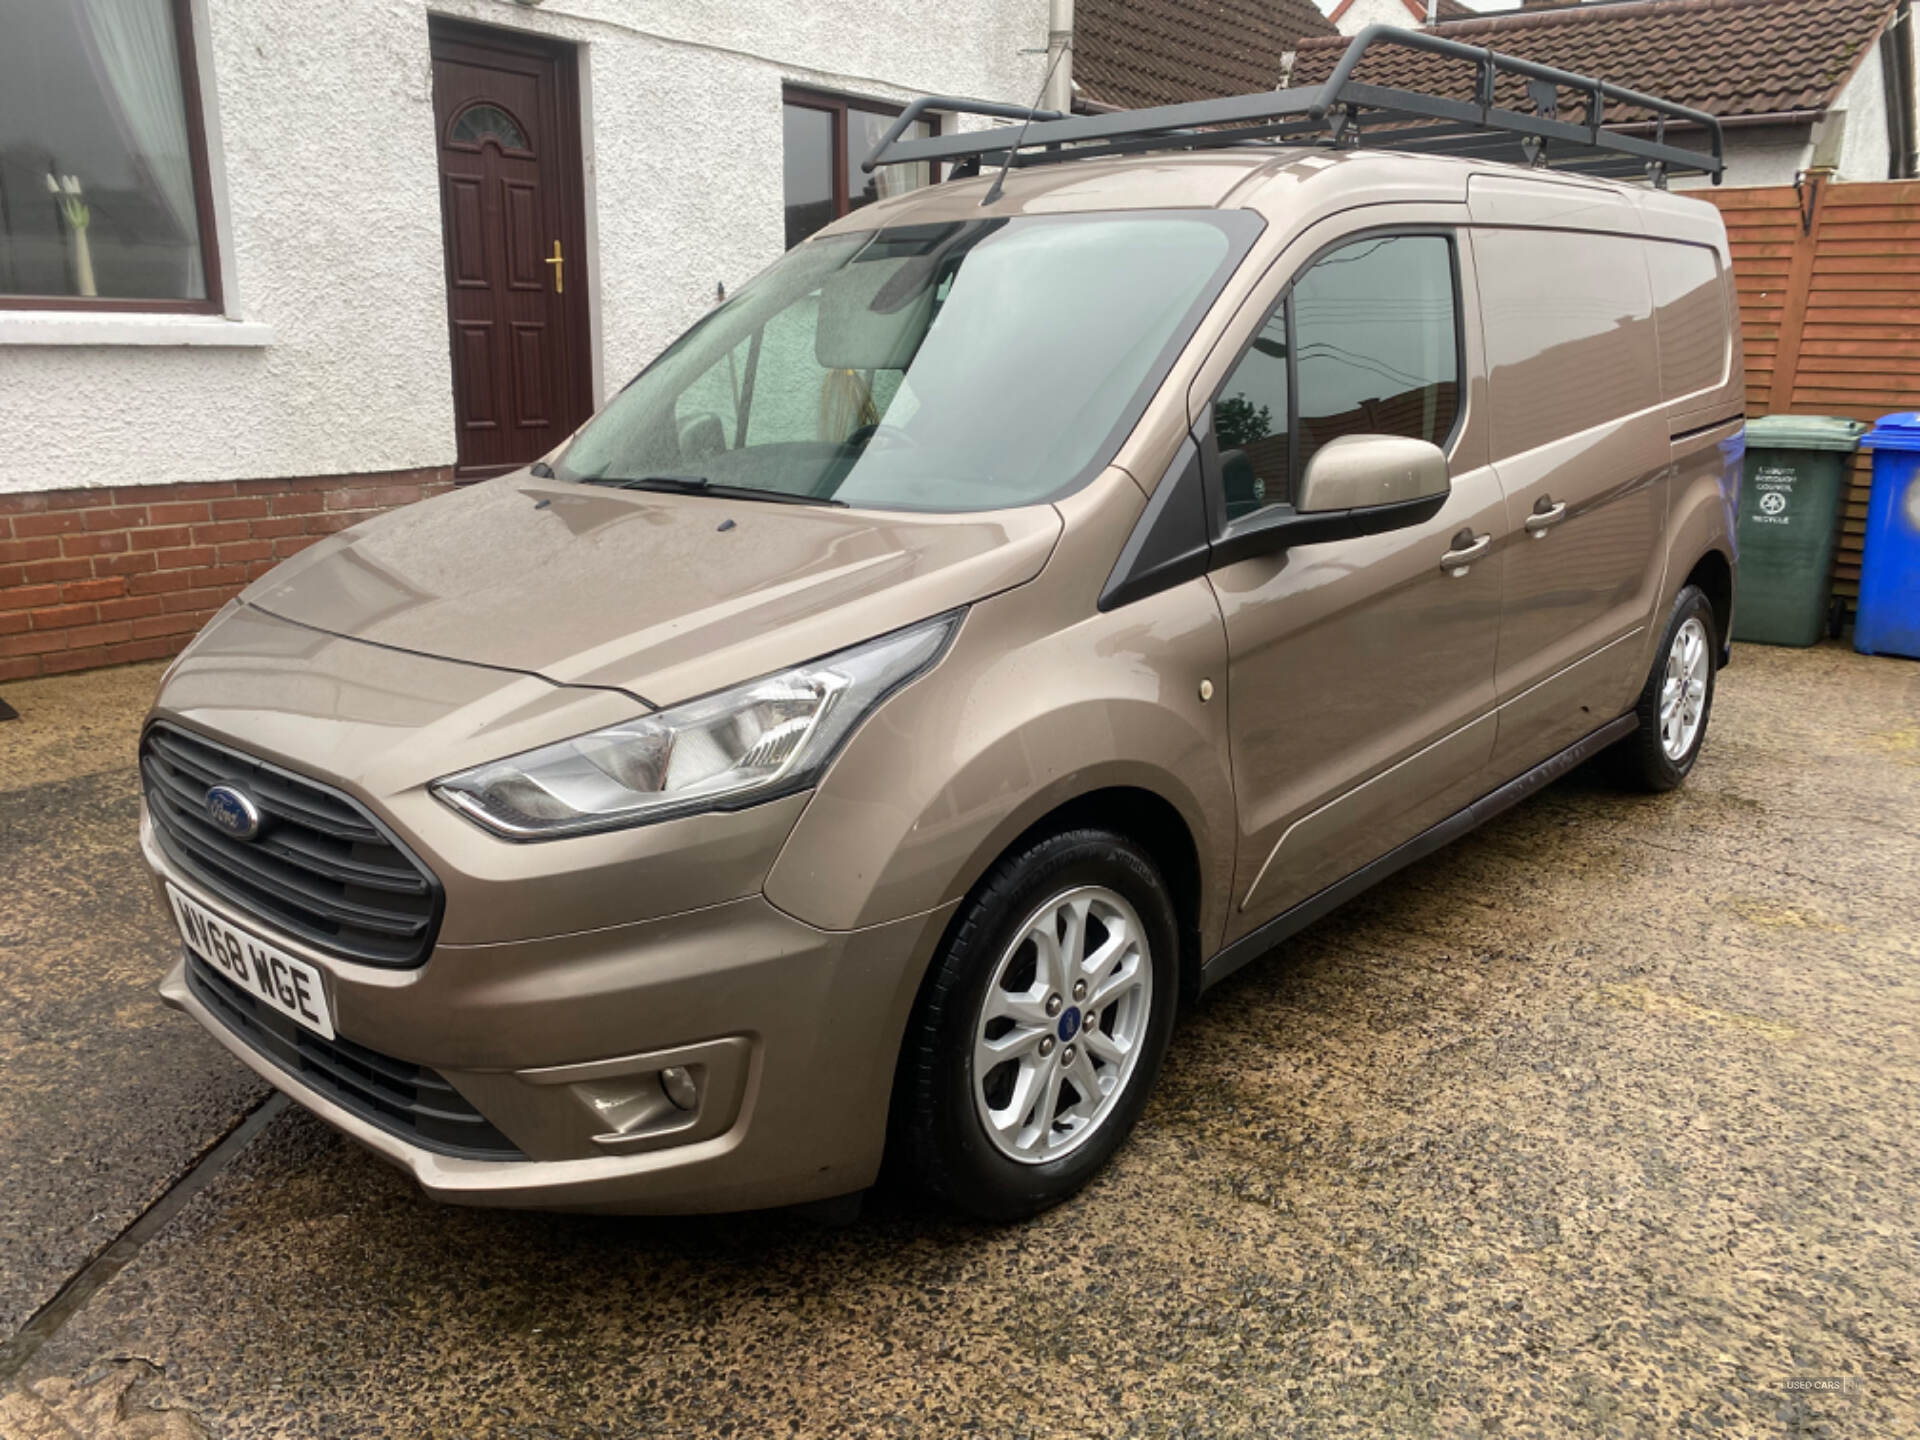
[146,817,955,1214]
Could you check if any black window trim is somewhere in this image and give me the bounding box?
[1197,224,1467,564]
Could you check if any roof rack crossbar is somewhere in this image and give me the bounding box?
[1027,121,1672,178]
[1309,25,1724,175]
[858,94,1066,177]
[997,119,1328,169]
[1365,134,1648,174]
[1335,81,1716,173]
[864,88,1322,173]
[862,23,1723,185]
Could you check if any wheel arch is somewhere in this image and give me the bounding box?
[880,778,1212,1185]
[967,783,1209,1003]
[1681,545,1735,663]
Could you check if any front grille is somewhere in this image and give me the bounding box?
[186,954,521,1160]
[142,723,442,968]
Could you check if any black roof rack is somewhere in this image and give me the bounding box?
[862,24,1723,190]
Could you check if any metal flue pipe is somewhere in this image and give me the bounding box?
[1042,0,1074,115]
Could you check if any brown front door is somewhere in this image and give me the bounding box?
[430,21,592,478]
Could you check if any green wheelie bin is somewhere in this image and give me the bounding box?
[1733,415,1868,646]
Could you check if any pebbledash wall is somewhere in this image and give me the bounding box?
[0,0,1045,682]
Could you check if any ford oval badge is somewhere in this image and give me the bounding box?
[205,784,263,841]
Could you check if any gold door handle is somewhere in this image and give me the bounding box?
[545,240,563,294]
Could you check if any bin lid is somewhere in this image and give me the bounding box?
[1744,415,1870,451]
[1860,412,1920,452]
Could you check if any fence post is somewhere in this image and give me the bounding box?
[1766,170,1828,412]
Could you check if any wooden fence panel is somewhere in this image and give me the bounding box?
[1705,176,1920,615]
[1710,186,1799,415]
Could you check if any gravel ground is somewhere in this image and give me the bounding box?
[0,642,1915,1439]
[0,663,264,1341]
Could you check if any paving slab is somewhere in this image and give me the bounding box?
[2,643,1916,1437]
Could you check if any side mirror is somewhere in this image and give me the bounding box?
[1297,434,1449,514]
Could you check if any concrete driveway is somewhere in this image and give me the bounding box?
[1,644,1916,1438]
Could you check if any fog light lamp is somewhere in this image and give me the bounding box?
[659,1066,699,1111]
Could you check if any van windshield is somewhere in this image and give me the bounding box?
[554,211,1260,512]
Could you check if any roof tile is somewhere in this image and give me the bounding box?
[1292,0,1895,121]
[1075,0,1340,110]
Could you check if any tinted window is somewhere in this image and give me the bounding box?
[1474,227,1657,457]
[1214,306,1289,520]
[557,212,1259,513]
[1211,233,1459,522]
[1294,235,1459,474]
[1646,241,1727,401]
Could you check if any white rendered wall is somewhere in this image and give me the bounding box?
[1830,43,1892,181]
[1671,124,1816,190]
[1327,0,1425,37]
[0,0,1045,494]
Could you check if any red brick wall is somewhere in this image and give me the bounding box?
[0,467,454,682]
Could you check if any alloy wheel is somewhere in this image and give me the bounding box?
[1660,615,1710,761]
[970,885,1154,1165]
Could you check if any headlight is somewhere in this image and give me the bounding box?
[432,612,960,839]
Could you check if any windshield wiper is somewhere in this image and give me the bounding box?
[595,474,846,507]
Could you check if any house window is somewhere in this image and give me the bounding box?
[0,0,222,311]
[447,102,531,154]
[781,88,938,248]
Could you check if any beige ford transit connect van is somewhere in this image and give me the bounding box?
[141,38,1743,1220]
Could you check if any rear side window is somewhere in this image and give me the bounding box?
[1645,241,1729,401]
[1212,233,1460,521]
[1473,227,1659,457]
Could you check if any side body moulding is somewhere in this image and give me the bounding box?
[1200,712,1637,990]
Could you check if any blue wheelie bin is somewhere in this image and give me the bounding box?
[1855,413,1920,660]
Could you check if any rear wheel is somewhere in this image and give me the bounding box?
[899,828,1179,1221]
[1610,583,1718,791]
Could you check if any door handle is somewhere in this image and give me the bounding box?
[1440,530,1490,577]
[545,239,564,294]
[1524,498,1568,537]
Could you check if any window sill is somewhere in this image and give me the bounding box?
[0,311,274,348]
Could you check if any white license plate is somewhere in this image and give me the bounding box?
[167,883,335,1040]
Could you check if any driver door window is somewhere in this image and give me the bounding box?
[1212,233,1461,523]
[1215,307,1289,521]
[1205,226,1500,946]
[1294,234,1458,472]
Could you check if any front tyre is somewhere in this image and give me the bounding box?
[1611,583,1719,791]
[900,828,1179,1221]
